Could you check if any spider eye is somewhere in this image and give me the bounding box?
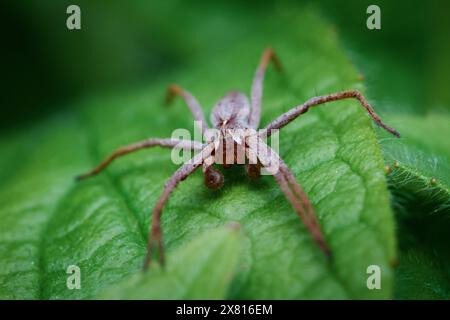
[204,167,224,190]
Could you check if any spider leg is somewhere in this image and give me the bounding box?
[76,138,203,180]
[249,47,283,129]
[262,90,400,138]
[246,136,331,257]
[166,84,208,133]
[275,160,331,256]
[143,143,215,270]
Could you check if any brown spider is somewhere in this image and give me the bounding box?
[76,48,400,270]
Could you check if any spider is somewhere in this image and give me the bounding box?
[76,48,400,270]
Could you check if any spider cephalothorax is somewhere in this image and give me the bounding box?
[77,48,400,270]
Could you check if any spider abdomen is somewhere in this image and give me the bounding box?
[210,91,250,128]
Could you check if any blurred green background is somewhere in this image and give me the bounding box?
[0,0,449,300]
[1,0,449,132]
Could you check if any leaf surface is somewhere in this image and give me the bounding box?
[98,225,242,299]
[0,5,396,299]
[379,114,450,299]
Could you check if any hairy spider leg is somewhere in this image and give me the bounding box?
[246,137,331,256]
[143,143,215,270]
[262,90,401,138]
[166,84,209,134]
[76,138,203,180]
[248,47,283,129]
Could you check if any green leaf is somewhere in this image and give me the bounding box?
[98,224,242,299]
[394,210,450,299]
[0,5,396,299]
[379,114,450,299]
[380,114,450,214]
